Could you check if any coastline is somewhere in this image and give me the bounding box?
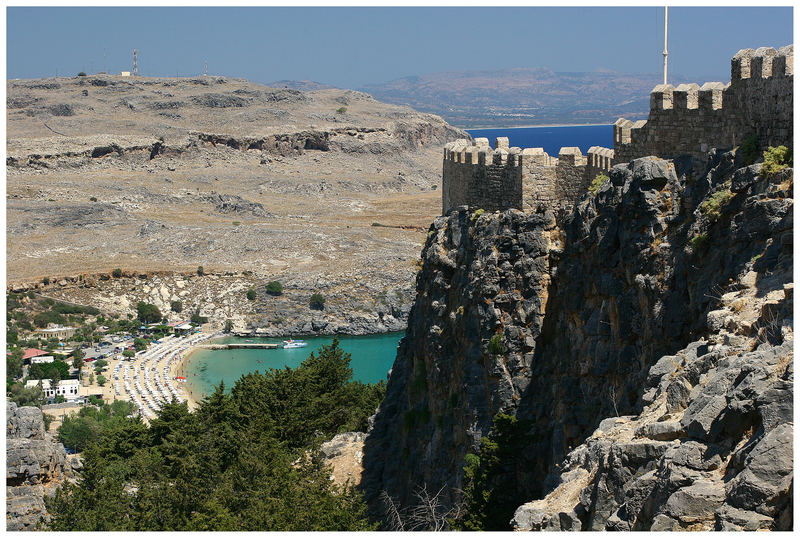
[464,122,613,130]
[172,332,222,411]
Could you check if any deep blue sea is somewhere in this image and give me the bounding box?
[466,125,613,157]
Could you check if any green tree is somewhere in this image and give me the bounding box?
[112,268,123,278]
[122,350,135,358]
[33,310,66,328]
[97,375,106,387]
[265,281,283,296]
[134,338,149,352]
[7,382,44,407]
[170,300,183,313]
[309,293,325,310]
[7,348,24,380]
[190,309,208,325]
[246,288,256,301]
[197,266,205,276]
[452,414,534,530]
[136,302,162,324]
[223,319,233,333]
[46,341,382,531]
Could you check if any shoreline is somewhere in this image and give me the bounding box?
[173,332,223,410]
[464,122,613,130]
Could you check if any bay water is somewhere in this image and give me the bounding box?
[183,332,404,400]
[466,124,613,156]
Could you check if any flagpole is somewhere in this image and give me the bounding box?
[663,7,669,85]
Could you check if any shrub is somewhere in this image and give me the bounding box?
[470,208,485,222]
[689,233,709,252]
[171,300,183,313]
[112,268,122,278]
[761,145,792,177]
[309,293,326,310]
[136,302,162,324]
[190,308,208,325]
[197,265,205,276]
[246,288,256,301]
[43,277,50,285]
[699,187,734,222]
[224,319,234,333]
[77,72,87,77]
[487,333,506,356]
[266,281,283,296]
[33,310,66,328]
[589,173,609,196]
[89,196,98,202]
[232,221,241,226]
[739,134,759,165]
[336,106,347,114]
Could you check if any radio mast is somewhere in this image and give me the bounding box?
[133,49,139,77]
[662,7,669,85]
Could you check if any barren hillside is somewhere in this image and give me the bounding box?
[6,74,466,332]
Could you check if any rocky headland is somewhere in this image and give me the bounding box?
[362,148,793,530]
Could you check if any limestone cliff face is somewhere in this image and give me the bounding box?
[362,150,793,530]
[6,403,80,531]
[362,207,557,512]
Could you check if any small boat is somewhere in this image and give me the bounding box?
[282,339,308,349]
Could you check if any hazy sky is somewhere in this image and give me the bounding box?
[6,6,793,87]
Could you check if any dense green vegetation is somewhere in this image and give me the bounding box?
[46,341,384,531]
[136,302,162,324]
[265,281,283,296]
[452,413,535,531]
[761,145,792,177]
[309,293,326,310]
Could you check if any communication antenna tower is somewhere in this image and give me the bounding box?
[662,7,669,85]
[205,60,208,76]
[133,49,139,76]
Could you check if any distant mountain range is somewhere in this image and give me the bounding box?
[267,79,338,92]
[272,68,717,128]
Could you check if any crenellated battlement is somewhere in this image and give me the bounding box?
[442,138,614,213]
[615,45,793,165]
[442,45,791,215]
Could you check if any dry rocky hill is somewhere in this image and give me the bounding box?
[6,74,466,333]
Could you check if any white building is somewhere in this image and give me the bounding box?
[25,379,81,402]
[35,325,78,340]
[30,356,55,364]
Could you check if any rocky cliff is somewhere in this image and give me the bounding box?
[362,148,793,530]
[6,403,80,531]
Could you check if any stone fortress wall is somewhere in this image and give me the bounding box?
[442,137,613,214]
[614,45,793,165]
[441,45,792,215]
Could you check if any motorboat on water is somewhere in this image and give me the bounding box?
[282,339,308,349]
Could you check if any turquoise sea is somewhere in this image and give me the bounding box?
[183,332,404,400]
[466,124,613,157]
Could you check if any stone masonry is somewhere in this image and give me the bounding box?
[441,45,792,215]
[442,137,613,214]
[614,45,793,165]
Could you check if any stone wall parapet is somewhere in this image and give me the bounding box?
[442,137,614,214]
[615,44,793,166]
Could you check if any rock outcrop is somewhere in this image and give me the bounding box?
[6,403,75,531]
[362,148,793,530]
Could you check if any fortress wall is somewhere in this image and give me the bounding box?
[614,45,793,165]
[442,137,523,214]
[443,138,614,214]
